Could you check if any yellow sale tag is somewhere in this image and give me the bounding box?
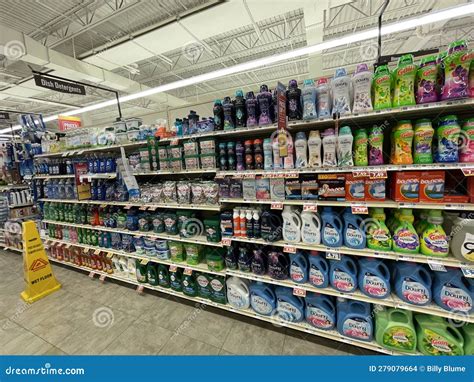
[140,259,149,265]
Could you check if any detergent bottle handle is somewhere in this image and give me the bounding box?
[241,281,250,296]
[293,212,302,228]
[378,262,390,280]
[334,215,343,231]
[418,267,432,287]
[320,257,329,272]
[263,288,275,302]
[322,299,336,315]
[389,309,409,324]
[446,326,463,343]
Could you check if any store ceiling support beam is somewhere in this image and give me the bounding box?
[303,0,329,78]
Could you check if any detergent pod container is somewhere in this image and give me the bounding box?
[358,258,391,299]
[450,215,474,264]
[392,209,420,254]
[420,210,449,257]
[289,251,308,284]
[321,207,343,247]
[308,251,329,288]
[331,68,351,116]
[275,286,305,323]
[433,268,473,313]
[329,255,358,293]
[305,293,336,330]
[366,208,392,251]
[337,298,373,342]
[226,276,251,310]
[300,210,321,245]
[342,208,366,249]
[393,262,432,306]
[374,307,417,353]
[250,282,276,316]
[352,63,373,113]
[415,314,464,355]
[282,205,302,243]
[435,115,461,163]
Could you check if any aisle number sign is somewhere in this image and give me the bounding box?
[21,221,61,303]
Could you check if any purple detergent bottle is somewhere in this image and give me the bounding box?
[235,141,245,171]
[441,40,471,100]
[416,56,439,104]
[234,90,247,128]
[223,96,235,130]
[257,84,273,126]
[286,79,302,120]
[272,88,278,123]
[246,91,258,127]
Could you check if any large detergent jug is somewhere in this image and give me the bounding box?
[392,209,420,254]
[394,263,432,306]
[375,307,417,353]
[337,126,354,167]
[282,206,302,243]
[390,120,414,165]
[329,255,358,293]
[433,268,473,313]
[435,115,461,163]
[250,282,276,316]
[415,314,464,355]
[352,63,373,113]
[182,272,198,297]
[337,298,373,342]
[414,210,430,236]
[321,207,343,247]
[301,210,321,245]
[302,79,317,120]
[420,210,449,257]
[366,208,392,251]
[226,276,251,310]
[450,216,474,264]
[275,286,305,322]
[461,324,474,355]
[392,54,417,107]
[268,251,289,280]
[289,252,308,284]
[373,64,392,110]
[342,208,366,249]
[308,252,329,288]
[358,258,391,299]
[332,68,352,115]
[305,293,336,330]
[146,263,159,286]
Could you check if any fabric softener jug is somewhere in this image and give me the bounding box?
[226,276,250,310]
[289,251,308,284]
[415,314,464,355]
[305,293,336,330]
[342,208,366,249]
[268,251,289,280]
[275,286,304,322]
[250,282,276,316]
[433,268,473,313]
[329,255,358,293]
[394,262,432,306]
[337,298,373,342]
[358,258,391,299]
[308,252,329,288]
[375,307,417,353]
[321,207,343,247]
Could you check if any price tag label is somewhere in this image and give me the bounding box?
[293,287,306,298]
[183,268,193,276]
[99,274,106,283]
[77,150,85,155]
[222,238,232,246]
[303,204,317,212]
[106,253,114,259]
[123,205,132,210]
[136,285,144,294]
[65,244,71,249]
[427,260,447,272]
[271,202,284,210]
[139,205,148,211]
[369,169,387,179]
[93,249,101,255]
[326,252,341,261]
[460,265,474,278]
[100,204,108,208]
[148,206,158,211]
[398,255,415,262]
[285,172,299,179]
[89,271,96,278]
[351,205,368,214]
[283,245,297,254]
[170,138,180,146]
[243,173,256,179]
[169,265,178,272]
[352,170,369,178]
[461,168,474,176]
[140,259,149,265]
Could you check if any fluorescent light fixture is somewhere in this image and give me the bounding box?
[0,3,472,135]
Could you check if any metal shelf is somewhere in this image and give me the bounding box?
[33,174,75,179]
[34,141,147,159]
[79,173,117,181]
[8,203,34,209]
[133,168,217,176]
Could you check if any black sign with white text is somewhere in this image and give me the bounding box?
[34,74,86,95]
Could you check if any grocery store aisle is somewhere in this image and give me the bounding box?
[0,250,374,355]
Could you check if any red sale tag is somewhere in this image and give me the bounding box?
[303,204,317,212]
[222,238,232,246]
[136,285,144,294]
[352,170,369,178]
[293,287,306,297]
[283,245,297,254]
[271,202,284,210]
[369,169,387,179]
[89,271,96,278]
[351,205,368,214]
[462,168,474,176]
[243,173,256,179]
[184,268,193,275]
[99,274,106,283]
[169,265,178,272]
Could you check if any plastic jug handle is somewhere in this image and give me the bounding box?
[241,281,250,295]
[446,326,464,343]
[321,258,328,272]
[334,215,343,230]
[347,258,357,274]
[419,267,432,287]
[379,262,390,279]
[293,213,302,227]
[389,309,408,324]
[322,300,336,314]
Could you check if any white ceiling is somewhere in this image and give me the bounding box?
[0,0,472,127]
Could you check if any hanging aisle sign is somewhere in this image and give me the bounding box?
[58,115,82,131]
[0,112,10,120]
[33,74,86,95]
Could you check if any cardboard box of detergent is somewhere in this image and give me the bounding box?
[365,177,386,201]
[419,171,444,203]
[391,171,420,202]
[345,173,365,201]
[317,174,345,200]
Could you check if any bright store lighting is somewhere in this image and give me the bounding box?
[0,3,472,135]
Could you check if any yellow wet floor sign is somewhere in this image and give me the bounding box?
[21,221,61,303]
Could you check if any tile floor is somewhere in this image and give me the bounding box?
[0,250,375,355]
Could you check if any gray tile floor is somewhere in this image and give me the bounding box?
[0,250,374,355]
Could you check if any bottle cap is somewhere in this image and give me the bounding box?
[244,139,254,145]
[317,78,328,85]
[304,79,315,86]
[289,79,298,88]
[334,68,347,78]
[235,90,244,97]
[354,63,369,74]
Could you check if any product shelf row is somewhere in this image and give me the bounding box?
[34,141,147,159]
[44,236,473,323]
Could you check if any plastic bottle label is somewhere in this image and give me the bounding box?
[227,287,249,309]
[277,300,303,322]
[460,232,474,262]
[309,266,325,286]
[323,225,340,245]
[302,224,319,244]
[362,274,388,297]
[306,306,333,329]
[345,224,364,247]
[342,318,370,340]
[333,270,355,292]
[424,232,449,254]
[401,280,430,304]
[251,295,273,315]
[290,263,305,282]
[440,286,472,312]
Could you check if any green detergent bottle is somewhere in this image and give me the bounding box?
[420,210,449,257]
[146,263,159,286]
[375,306,417,353]
[387,210,401,234]
[170,268,183,292]
[136,260,148,284]
[414,210,430,236]
[182,271,198,297]
[209,275,227,304]
[415,314,464,355]
[354,128,368,166]
[373,64,392,110]
[461,324,474,355]
[158,264,170,288]
[392,54,417,107]
[196,272,211,299]
[392,209,420,254]
[367,208,392,251]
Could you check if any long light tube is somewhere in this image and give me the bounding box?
[1,3,472,134]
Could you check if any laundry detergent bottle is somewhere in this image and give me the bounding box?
[375,307,417,353]
[301,210,321,245]
[322,128,337,167]
[305,293,336,330]
[337,298,373,342]
[321,207,343,247]
[308,251,329,288]
[461,324,474,355]
[286,79,302,121]
[337,126,354,167]
[294,132,308,168]
[342,208,366,249]
[413,119,434,164]
[392,54,417,107]
[316,78,331,118]
[368,125,384,165]
[394,262,432,306]
[226,276,251,310]
[433,268,473,313]
[416,55,439,104]
[250,282,276,316]
[289,251,308,284]
[302,79,318,120]
[435,115,461,163]
[332,68,352,115]
[392,209,420,254]
[391,120,414,165]
[366,208,392,251]
[441,40,472,100]
[308,130,322,167]
[420,210,449,257]
[329,255,358,293]
[450,216,474,264]
[358,258,391,299]
[415,314,464,355]
[352,63,373,113]
[353,128,368,166]
[282,206,302,243]
[275,286,305,322]
[460,118,474,163]
[373,64,392,110]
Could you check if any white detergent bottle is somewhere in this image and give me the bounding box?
[352,63,373,113]
[337,126,354,167]
[272,136,283,170]
[226,276,251,310]
[301,210,322,244]
[322,128,337,167]
[294,132,308,168]
[332,68,352,116]
[284,132,295,169]
[282,206,302,243]
[308,130,322,167]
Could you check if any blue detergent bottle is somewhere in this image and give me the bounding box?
[329,255,358,293]
[305,293,336,330]
[250,282,276,316]
[394,262,432,306]
[321,207,343,247]
[308,251,329,288]
[289,251,308,284]
[433,268,473,313]
[358,258,391,299]
[275,286,305,322]
[337,298,373,341]
[342,208,366,249]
